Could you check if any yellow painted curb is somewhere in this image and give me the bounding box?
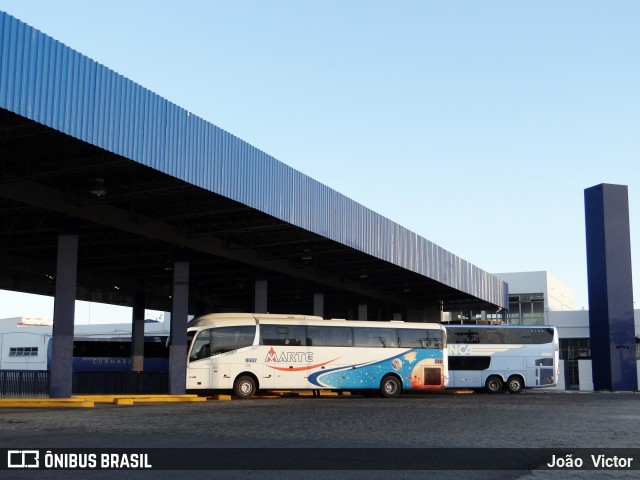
[77,394,207,405]
[209,394,232,401]
[79,394,200,400]
[130,397,206,403]
[76,394,206,404]
[271,389,343,397]
[281,392,301,397]
[0,398,94,408]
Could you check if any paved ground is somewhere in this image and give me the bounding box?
[1,390,639,479]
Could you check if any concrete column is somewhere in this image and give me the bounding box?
[358,304,368,321]
[49,221,78,398]
[254,280,268,313]
[131,293,145,372]
[313,293,324,318]
[585,183,637,391]
[406,307,424,322]
[169,258,189,394]
[423,304,442,323]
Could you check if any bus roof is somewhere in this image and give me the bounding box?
[187,313,443,330]
[444,324,557,330]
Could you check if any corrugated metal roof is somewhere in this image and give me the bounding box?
[0,11,508,308]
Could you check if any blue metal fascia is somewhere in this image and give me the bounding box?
[0,12,508,308]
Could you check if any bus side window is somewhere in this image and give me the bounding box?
[398,329,427,348]
[307,326,352,347]
[260,325,306,346]
[353,328,397,347]
[427,329,442,349]
[211,326,256,354]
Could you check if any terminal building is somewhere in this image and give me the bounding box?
[0,13,635,395]
[2,271,638,392]
[0,12,507,397]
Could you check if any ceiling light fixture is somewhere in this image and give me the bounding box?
[89,178,107,197]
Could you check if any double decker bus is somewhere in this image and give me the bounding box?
[186,313,447,398]
[445,325,559,393]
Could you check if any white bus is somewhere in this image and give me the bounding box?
[445,325,559,393]
[186,313,448,398]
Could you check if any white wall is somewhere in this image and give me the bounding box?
[494,271,547,297]
[0,317,169,371]
[548,310,590,338]
[578,360,594,391]
[493,271,577,312]
[546,271,577,311]
[0,332,50,370]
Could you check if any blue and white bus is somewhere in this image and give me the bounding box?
[445,325,559,393]
[186,313,448,398]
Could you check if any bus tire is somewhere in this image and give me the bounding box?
[233,375,257,399]
[484,376,503,394]
[506,375,524,394]
[380,375,402,398]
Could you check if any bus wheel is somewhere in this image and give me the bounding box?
[380,375,402,398]
[507,376,524,394]
[484,376,503,394]
[233,375,256,399]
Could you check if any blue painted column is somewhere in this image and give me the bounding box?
[584,183,637,391]
[168,258,189,394]
[49,220,78,398]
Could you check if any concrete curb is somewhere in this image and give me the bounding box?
[0,398,94,408]
[0,394,207,407]
[78,394,207,405]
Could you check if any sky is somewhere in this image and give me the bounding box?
[0,0,638,320]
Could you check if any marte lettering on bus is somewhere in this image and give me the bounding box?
[265,350,314,363]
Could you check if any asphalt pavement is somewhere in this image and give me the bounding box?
[1,390,639,479]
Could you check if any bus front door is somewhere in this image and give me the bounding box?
[186,329,213,390]
[187,357,212,389]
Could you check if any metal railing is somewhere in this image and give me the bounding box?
[0,370,169,396]
[0,370,49,396]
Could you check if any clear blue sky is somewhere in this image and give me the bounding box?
[0,0,638,317]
